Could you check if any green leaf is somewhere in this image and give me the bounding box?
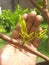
[36,29,47,38]
[39,29,47,35]
[19,15,27,35]
[28,32,34,38]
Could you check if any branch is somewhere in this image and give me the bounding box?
[43,0,48,9]
[30,0,42,12]
[0,33,49,61]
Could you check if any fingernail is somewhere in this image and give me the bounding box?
[38,27,42,32]
[36,15,42,21]
[23,13,28,19]
[30,11,37,16]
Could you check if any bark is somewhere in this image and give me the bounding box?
[0,33,49,61]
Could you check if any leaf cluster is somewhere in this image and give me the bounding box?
[0,5,29,33]
[19,16,47,44]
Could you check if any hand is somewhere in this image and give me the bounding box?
[1,11,42,65]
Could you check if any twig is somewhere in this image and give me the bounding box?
[0,33,49,61]
[29,0,42,12]
[43,0,48,9]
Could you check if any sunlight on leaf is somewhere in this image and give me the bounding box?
[19,15,27,35]
[19,15,47,44]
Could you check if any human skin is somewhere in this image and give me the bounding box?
[1,11,42,65]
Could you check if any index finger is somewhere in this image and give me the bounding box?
[26,11,37,33]
[30,15,42,33]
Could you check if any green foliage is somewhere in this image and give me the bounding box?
[2,10,13,32]
[19,16,47,45]
[19,15,27,35]
[0,5,29,33]
[12,5,29,26]
[35,29,47,38]
[37,0,43,7]
[0,10,14,32]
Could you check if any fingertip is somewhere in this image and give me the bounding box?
[36,15,42,21]
[33,15,42,28]
[39,27,42,31]
[23,13,28,20]
[38,27,42,32]
[26,11,37,32]
[30,11,37,16]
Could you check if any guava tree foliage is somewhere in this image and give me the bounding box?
[0,10,13,32]
[0,5,29,32]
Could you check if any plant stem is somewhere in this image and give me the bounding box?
[0,33,49,61]
[43,0,48,9]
